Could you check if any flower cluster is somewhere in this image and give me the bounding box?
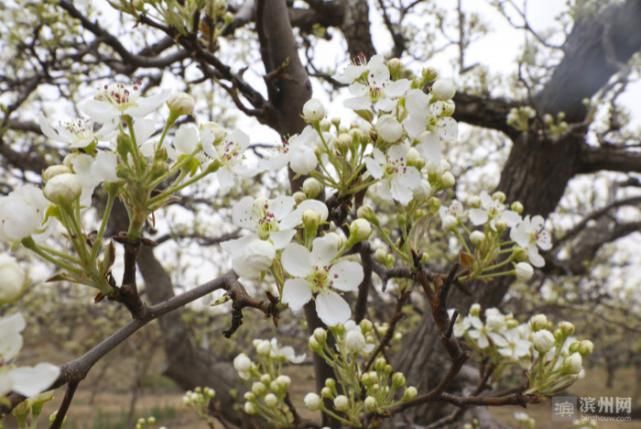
[182,386,216,427]
[305,320,416,426]
[437,191,552,282]
[233,338,304,427]
[0,313,60,400]
[453,305,593,396]
[507,106,536,132]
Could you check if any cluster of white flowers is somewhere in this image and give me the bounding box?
[0,313,60,399]
[436,191,552,282]
[453,305,593,396]
[181,386,216,426]
[233,338,303,427]
[305,320,416,425]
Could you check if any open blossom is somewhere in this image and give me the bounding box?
[262,126,321,175]
[337,54,410,112]
[79,82,168,124]
[497,325,531,361]
[468,191,521,230]
[221,236,276,279]
[510,215,552,268]
[254,338,305,363]
[403,89,458,142]
[39,115,113,149]
[66,152,119,207]
[0,313,60,398]
[281,235,364,326]
[0,185,48,243]
[203,128,254,193]
[438,200,465,229]
[365,143,422,205]
[232,196,297,249]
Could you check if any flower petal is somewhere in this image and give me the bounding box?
[9,363,60,397]
[282,278,312,311]
[311,235,340,266]
[329,260,363,292]
[315,290,351,326]
[282,243,313,277]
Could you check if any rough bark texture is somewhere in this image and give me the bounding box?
[393,0,641,425]
[340,0,376,59]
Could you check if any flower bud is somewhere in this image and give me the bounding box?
[244,401,257,415]
[529,314,548,331]
[558,321,575,337]
[324,378,336,389]
[563,352,583,374]
[359,319,373,333]
[515,262,534,281]
[333,395,349,411]
[0,255,27,304]
[304,392,322,410]
[308,336,321,351]
[302,99,326,123]
[364,396,377,411]
[313,327,327,343]
[260,374,272,384]
[344,329,367,353]
[349,218,371,242]
[167,92,195,117]
[293,191,307,204]
[375,115,403,142]
[251,382,266,396]
[532,329,555,353]
[256,340,271,355]
[319,119,331,131]
[303,209,322,229]
[406,148,424,169]
[302,177,323,198]
[441,171,455,188]
[432,78,456,100]
[402,386,418,401]
[320,387,332,398]
[44,173,81,205]
[392,372,406,389]
[492,191,506,203]
[511,201,524,214]
[264,393,278,407]
[244,392,255,401]
[469,303,481,317]
[336,133,353,150]
[578,340,594,356]
[469,231,485,246]
[42,165,71,182]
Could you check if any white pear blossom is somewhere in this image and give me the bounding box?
[221,236,276,280]
[43,173,82,205]
[365,143,422,205]
[203,128,255,193]
[67,152,119,207]
[375,115,403,142]
[281,235,364,326]
[172,122,201,155]
[39,115,113,149]
[510,215,552,268]
[403,89,458,142]
[0,185,48,243]
[79,82,168,124]
[468,191,521,230]
[338,55,410,112]
[265,338,305,363]
[232,196,297,249]
[431,78,456,100]
[438,200,465,229]
[0,313,60,398]
[497,327,531,361]
[263,126,321,175]
[0,254,26,303]
[302,98,326,123]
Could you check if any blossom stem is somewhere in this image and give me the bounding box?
[91,189,117,260]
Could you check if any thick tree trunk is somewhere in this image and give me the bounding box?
[393,1,641,425]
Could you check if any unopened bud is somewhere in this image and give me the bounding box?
[304,392,322,410]
[469,231,485,246]
[349,218,371,242]
[44,173,81,205]
[333,395,349,411]
[42,165,71,182]
[302,177,323,198]
[515,262,534,281]
[167,92,195,117]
